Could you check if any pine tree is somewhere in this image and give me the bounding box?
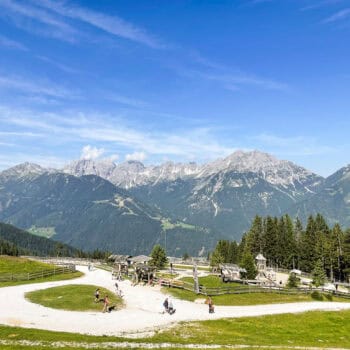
[287,272,299,288]
[299,215,318,272]
[312,259,327,287]
[210,248,224,268]
[245,216,263,257]
[294,217,304,270]
[150,244,168,269]
[240,250,257,280]
[343,229,350,282]
[262,216,279,267]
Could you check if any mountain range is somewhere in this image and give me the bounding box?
[1,150,349,256]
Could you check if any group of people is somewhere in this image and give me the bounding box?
[94,288,116,313]
[94,284,215,316]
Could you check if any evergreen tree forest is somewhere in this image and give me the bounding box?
[211,214,350,282]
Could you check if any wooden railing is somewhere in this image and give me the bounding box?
[0,264,76,282]
[158,277,350,299]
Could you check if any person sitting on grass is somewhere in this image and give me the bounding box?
[94,288,100,303]
[102,294,110,313]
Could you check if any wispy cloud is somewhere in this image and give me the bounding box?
[80,145,105,160]
[252,133,337,156]
[0,0,78,43]
[0,0,163,48]
[0,105,235,163]
[0,74,79,99]
[301,0,344,11]
[34,0,164,48]
[244,0,274,6]
[35,55,80,74]
[125,151,147,162]
[174,56,289,92]
[0,34,28,51]
[105,94,150,108]
[323,8,350,22]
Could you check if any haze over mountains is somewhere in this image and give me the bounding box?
[1,150,349,256]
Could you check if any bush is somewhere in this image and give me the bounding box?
[325,293,333,301]
[287,273,299,288]
[311,291,323,301]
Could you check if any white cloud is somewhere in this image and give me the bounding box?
[323,8,350,23]
[34,0,163,48]
[0,105,235,162]
[80,145,105,160]
[0,34,28,51]
[174,54,289,92]
[0,0,78,43]
[105,154,119,162]
[0,75,78,99]
[125,151,147,162]
[252,133,337,156]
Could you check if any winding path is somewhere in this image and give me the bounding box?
[1,266,350,337]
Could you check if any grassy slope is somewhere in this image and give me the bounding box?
[0,256,57,274]
[26,284,123,312]
[0,256,83,287]
[0,310,350,348]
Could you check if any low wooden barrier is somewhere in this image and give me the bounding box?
[0,264,76,282]
[159,278,350,299]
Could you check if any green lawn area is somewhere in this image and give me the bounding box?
[0,256,57,274]
[0,271,83,288]
[169,264,210,271]
[0,256,83,287]
[25,284,123,312]
[0,309,350,348]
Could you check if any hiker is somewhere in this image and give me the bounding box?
[102,294,110,313]
[163,297,169,313]
[208,297,215,314]
[115,282,119,291]
[94,288,100,302]
[168,299,176,315]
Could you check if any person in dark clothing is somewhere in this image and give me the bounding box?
[163,297,169,313]
[94,288,100,302]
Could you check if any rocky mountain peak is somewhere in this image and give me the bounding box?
[63,159,116,178]
[0,162,47,180]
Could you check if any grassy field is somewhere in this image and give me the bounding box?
[162,275,348,305]
[0,256,57,274]
[25,284,123,312]
[0,256,83,287]
[0,309,350,348]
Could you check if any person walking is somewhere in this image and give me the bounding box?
[102,294,110,313]
[207,296,215,313]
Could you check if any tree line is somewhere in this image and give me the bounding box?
[210,214,350,282]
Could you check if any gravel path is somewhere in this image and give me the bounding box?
[1,266,350,337]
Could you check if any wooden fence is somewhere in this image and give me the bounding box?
[158,278,350,299]
[0,264,76,282]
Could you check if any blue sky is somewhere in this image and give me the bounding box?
[0,0,349,176]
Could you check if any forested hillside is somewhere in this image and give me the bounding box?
[211,214,350,281]
[0,222,80,257]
